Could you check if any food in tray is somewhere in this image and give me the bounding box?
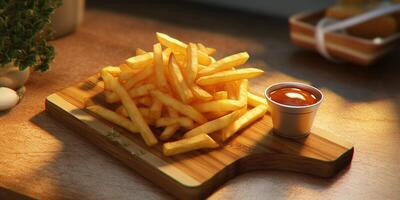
[87,33,268,156]
[325,1,400,38]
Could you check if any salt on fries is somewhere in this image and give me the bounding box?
[88,33,268,156]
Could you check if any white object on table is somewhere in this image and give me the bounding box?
[0,87,19,111]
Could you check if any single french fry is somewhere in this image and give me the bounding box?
[160,107,180,140]
[136,48,147,55]
[163,134,219,156]
[150,98,163,120]
[162,48,172,66]
[151,90,207,124]
[224,81,239,99]
[101,70,114,91]
[125,52,154,69]
[213,91,228,100]
[183,111,240,138]
[101,66,121,77]
[247,92,268,108]
[123,65,154,90]
[185,43,198,85]
[153,43,168,89]
[197,68,263,86]
[87,105,139,133]
[110,76,157,146]
[198,52,249,76]
[156,32,211,65]
[160,126,180,141]
[191,84,213,101]
[168,54,194,103]
[222,105,267,141]
[156,117,194,128]
[193,99,244,113]
[197,43,216,55]
[238,79,248,106]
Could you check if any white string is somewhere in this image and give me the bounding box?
[315,4,400,62]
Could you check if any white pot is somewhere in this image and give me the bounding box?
[0,63,30,90]
[52,0,85,38]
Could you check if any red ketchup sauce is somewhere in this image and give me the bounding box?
[269,87,317,106]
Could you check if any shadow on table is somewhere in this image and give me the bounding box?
[0,187,36,200]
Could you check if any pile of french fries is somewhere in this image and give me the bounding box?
[87,33,269,156]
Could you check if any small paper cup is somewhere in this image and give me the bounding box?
[264,82,323,139]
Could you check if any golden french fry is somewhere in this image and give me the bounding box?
[138,107,151,118]
[168,54,194,103]
[197,43,216,55]
[156,117,193,128]
[160,126,180,141]
[238,79,248,106]
[125,52,154,69]
[222,105,267,141]
[162,48,172,66]
[183,110,240,138]
[160,107,180,140]
[156,32,211,65]
[123,65,154,90]
[163,134,219,156]
[197,68,263,86]
[110,76,157,146]
[87,105,139,133]
[213,91,228,100]
[247,92,268,108]
[136,48,147,55]
[198,52,249,76]
[101,66,121,77]
[150,98,163,120]
[101,70,113,91]
[224,81,239,99]
[193,99,244,113]
[151,90,207,124]
[185,43,198,85]
[153,43,168,89]
[191,84,213,101]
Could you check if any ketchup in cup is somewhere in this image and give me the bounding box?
[269,87,318,106]
[265,83,323,139]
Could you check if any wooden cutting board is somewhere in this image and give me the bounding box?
[45,74,354,199]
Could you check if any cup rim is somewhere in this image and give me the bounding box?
[264,82,324,109]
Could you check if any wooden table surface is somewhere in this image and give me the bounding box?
[1,0,399,199]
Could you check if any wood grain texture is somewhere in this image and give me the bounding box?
[45,74,353,199]
[289,11,400,66]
